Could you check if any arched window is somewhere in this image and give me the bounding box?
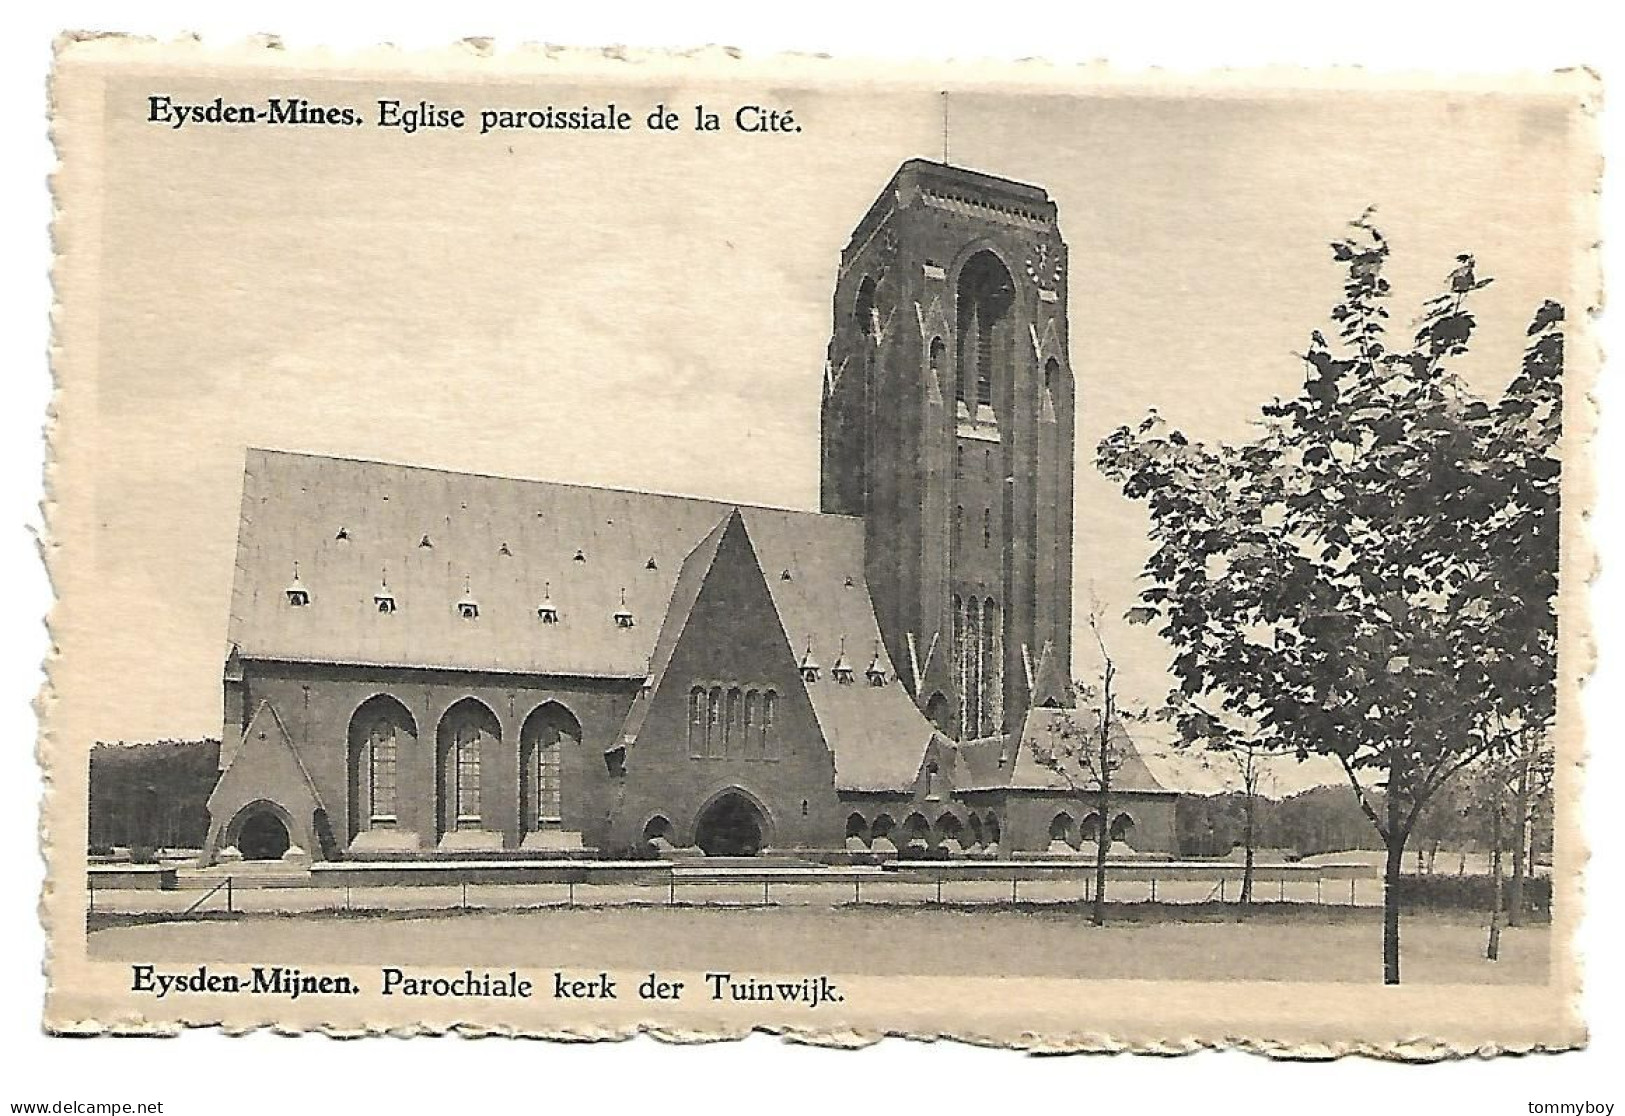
[454,722,481,826]
[688,687,705,759]
[846,813,868,842]
[930,336,947,383]
[902,812,931,850]
[436,698,499,837]
[743,690,762,759]
[347,695,415,842]
[855,275,878,338]
[367,718,398,824]
[1081,813,1103,844]
[521,702,580,832]
[1050,812,1076,848]
[725,687,742,755]
[1044,356,1059,395]
[761,690,779,759]
[957,251,1015,412]
[985,812,1001,848]
[707,687,724,758]
[871,814,896,843]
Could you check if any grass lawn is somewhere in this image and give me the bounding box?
[88,902,1549,984]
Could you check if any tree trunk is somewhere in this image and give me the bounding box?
[1093,788,1110,927]
[1508,746,1532,928]
[1487,796,1504,961]
[1382,781,1406,986]
[1382,836,1404,985]
[1241,787,1256,907]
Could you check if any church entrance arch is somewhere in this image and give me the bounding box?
[236,808,292,861]
[693,790,770,857]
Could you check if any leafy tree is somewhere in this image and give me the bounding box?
[1099,215,1563,984]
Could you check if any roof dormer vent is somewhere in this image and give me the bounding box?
[374,568,395,614]
[537,582,559,624]
[798,640,821,684]
[613,588,635,629]
[284,563,310,607]
[866,643,888,686]
[456,576,479,620]
[831,639,855,684]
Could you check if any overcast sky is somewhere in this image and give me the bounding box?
[62,66,1586,745]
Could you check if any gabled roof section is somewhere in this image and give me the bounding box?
[999,707,1173,795]
[614,511,734,746]
[206,700,325,816]
[1028,639,1072,709]
[227,449,861,679]
[745,511,941,792]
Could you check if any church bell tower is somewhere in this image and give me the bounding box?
[821,159,1075,741]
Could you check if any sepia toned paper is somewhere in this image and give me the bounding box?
[42,37,1599,1051]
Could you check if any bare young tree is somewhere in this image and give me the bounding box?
[1029,604,1135,927]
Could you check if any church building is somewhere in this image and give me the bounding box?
[201,159,1179,867]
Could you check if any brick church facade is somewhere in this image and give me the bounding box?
[201,159,1178,866]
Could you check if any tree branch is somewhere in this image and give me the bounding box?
[1339,753,1388,842]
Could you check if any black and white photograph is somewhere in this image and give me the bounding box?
[38,40,1597,1057]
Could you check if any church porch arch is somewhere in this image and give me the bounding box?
[691,786,775,857]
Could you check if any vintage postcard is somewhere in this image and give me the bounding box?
[43,40,1598,1050]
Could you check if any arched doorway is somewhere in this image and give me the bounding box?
[693,792,768,856]
[238,810,291,861]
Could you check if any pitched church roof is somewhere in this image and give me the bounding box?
[228,448,938,790]
[612,507,940,791]
[230,449,848,676]
[954,707,1175,795]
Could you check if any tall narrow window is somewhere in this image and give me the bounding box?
[956,251,1014,415]
[983,597,1002,737]
[454,722,481,828]
[966,598,983,739]
[743,690,762,759]
[521,703,579,833]
[724,688,742,756]
[688,687,706,759]
[762,691,779,759]
[348,695,415,843]
[707,687,724,758]
[534,738,562,825]
[953,505,964,552]
[368,719,397,824]
[983,507,992,548]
